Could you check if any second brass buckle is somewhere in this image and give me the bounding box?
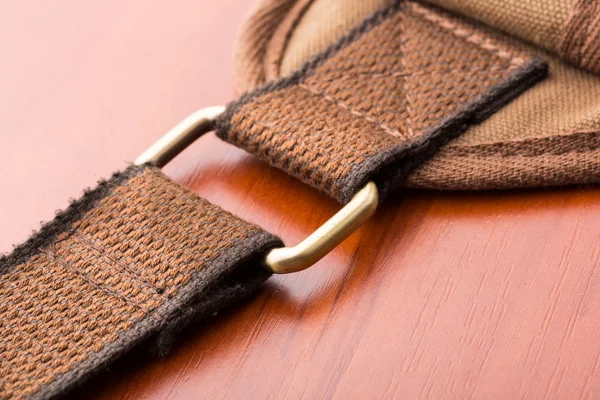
[135,106,378,274]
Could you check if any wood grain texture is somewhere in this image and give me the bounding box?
[2,1,600,399]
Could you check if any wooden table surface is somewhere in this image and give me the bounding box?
[3,1,600,399]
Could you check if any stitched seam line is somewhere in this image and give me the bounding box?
[450,146,600,158]
[446,131,600,158]
[298,83,405,138]
[399,11,415,138]
[271,0,316,77]
[40,247,155,316]
[297,3,525,141]
[60,238,163,312]
[559,0,585,62]
[447,147,600,159]
[0,257,130,347]
[299,65,513,139]
[579,1,595,60]
[40,242,165,324]
[71,233,165,296]
[310,64,516,84]
[407,2,525,67]
[581,4,600,64]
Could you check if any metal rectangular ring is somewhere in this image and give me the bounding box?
[135,106,379,274]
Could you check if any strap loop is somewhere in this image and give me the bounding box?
[135,106,378,274]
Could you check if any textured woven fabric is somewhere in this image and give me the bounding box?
[218,1,546,203]
[234,0,297,92]
[273,0,389,82]
[559,0,600,74]
[424,0,573,63]
[406,48,600,190]
[425,0,600,75]
[263,0,315,83]
[0,164,281,400]
[234,0,600,192]
[277,0,600,77]
[408,130,600,189]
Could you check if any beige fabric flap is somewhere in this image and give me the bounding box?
[425,0,600,76]
[234,0,600,191]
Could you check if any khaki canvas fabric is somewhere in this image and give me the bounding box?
[408,52,600,189]
[418,0,574,68]
[234,0,600,191]
[268,0,600,77]
[424,0,600,75]
[220,1,546,203]
[234,0,298,92]
[0,164,281,400]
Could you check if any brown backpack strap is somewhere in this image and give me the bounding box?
[0,164,281,399]
[217,1,547,204]
[0,3,549,397]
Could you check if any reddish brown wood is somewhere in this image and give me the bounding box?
[3,1,600,399]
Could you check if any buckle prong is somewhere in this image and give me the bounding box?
[135,106,379,274]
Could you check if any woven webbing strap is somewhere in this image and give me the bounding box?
[1,2,549,398]
[217,1,547,204]
[0,165,281,399]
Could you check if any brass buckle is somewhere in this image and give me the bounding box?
[135,107,378,274]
